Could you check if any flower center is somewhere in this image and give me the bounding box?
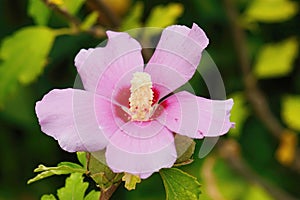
[129,72,154,121]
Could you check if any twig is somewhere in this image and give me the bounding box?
[218,139,298,200]
[86,0,121,28]
[99,182,121,200]
[223,0,300,173]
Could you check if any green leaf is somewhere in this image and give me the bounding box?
[84,190,101,200]
[61,0,85,15]
[229,92,249,137]
[87,151,123,189]
[145,3,183,27]
[253,37,298,79]
[174,134,195,165]
[120,2,143,30]
[77,152,87,168]
[57,173,88,200]
[81,12,99,31]
[122,173,141,190]
[160,168,201,200]
[28,0,51,25]
[244,185,273,200]
[27,162,85,184]
[244,0,298,23]
[0,26,55,107]
[282,95,300,132]
[41,194,57,200]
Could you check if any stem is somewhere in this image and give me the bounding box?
[223,0,300,173]
[99,182,121,200]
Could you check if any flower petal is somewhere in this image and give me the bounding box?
[105,120,177,178]
[157,91,234,138]
[145,23,209,99]
[75,31,144,105]
[35,89,110,152]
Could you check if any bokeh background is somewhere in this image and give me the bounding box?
[0,0,300,199]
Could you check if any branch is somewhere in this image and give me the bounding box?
[223,0,300,173]
[218,139,298,200]
[99,182,121,200]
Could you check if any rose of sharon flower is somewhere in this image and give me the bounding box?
[35,23,234,179]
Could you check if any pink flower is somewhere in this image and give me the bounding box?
[35,23,234,178]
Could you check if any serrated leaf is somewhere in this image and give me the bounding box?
[57,173,88,200]
[244,0,298,23]
[229,92,249,137]
[120,2,143,30]
[77,152,87,168]
[28,163,85,184]
[122,173,141,190]
[61,0,85,15]
[0,26,55,107]
[41,194,56,200]
[282,95,300,131]
[160,168,201,200]
[28,0,51,25]
[254,37,298,79]
[145,3,183,28]
[84,190,101,200]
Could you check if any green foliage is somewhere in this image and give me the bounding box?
[160,168,201,200]
[244,0,298,23]
[27,162,85,184]
[122,173,141,191]
[81,12,99,31]
[77,152,87,169]
[253,37,298,79]
[229,92,249,137]
[282,95,300,132]
[120,2,143,30]
[28,0,51,25]
[174,134,195,165]
[61,0,85,15]
[0,26,55,107]
[145,3,184,28]
[41,173,100,200]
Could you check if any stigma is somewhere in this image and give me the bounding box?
[129,72,154,121]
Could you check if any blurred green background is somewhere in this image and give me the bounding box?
[0,0,300,199]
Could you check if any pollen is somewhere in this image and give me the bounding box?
[129,72,154,121]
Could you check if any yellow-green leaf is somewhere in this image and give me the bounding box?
[61,0,85,15]
[282,95,300,132]
[229,92,249,137]
[0,26,55,107]
[244,0,298,23]
[120,2,143,30]
[28,0,51,25]
[41,194,56,200]
[145,3,183,28]
[122,173,141,190]
[81,12,99,31]
[244,185,273,200]
[160,168,201,200]
[253,37,298,79]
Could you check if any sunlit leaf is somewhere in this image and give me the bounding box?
[244,0,298,23]
[282,95,300,131]
[244,185,273,200]
[61,0,85,15]
[77,152,87,169]
[160,168,201,200]
[229,92,249,137]
[122,173,141,190]
[41,194,56,200]
[0,26,55,107]
[27,162,85,184]
[145,3,183,28]
[253,37,298,79]
[81,12,99,31]
[84,190,101,200]
[120,2,143,30]
[57,173,88,200]
[28,0,51,25]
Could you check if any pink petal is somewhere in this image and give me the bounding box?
[105,120,177,178]
[75,31,144,105]
[156,91,234,138]
[145,23,209,99]
[35,89,110,152]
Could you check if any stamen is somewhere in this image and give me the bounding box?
[129,72,154,121]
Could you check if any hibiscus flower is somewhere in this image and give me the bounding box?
[35,23,234,179]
